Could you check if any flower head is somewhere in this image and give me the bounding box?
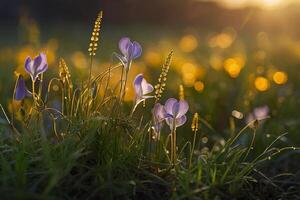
[14,75,31,101]
[246,105,269,127]
[152,103,167,135]
[117,37,142,69]
[164,98,189,130]
[134,74,154,105]
[25,53,48,81]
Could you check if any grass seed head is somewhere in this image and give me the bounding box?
[59,58,72,88]
[88,11,103,56]
[154,51,173,102]
[191,112,199,131]
[179,84,184,100]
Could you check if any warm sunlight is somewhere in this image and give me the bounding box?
[260,0,282,9]
[203,0,299,9]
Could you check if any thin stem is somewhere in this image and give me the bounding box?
[32,80,37,107]
[61,83,65,115]
[243,128,256,162]
[121,69,129,103]
[86,56,94,117]
[88,56,94,86]
[119,64,125,102]
[170,132,173,164]
[171,118,177,167]
[0,104,21,137]
[190,129,198,169]
[11,75,19,125]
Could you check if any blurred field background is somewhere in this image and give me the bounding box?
[1,0,300,151]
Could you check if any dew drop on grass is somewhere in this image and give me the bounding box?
[268,156,271,160]
[292,147,296,150]
[266,134,271,138]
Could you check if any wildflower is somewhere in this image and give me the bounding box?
[152,103,167,137]
[14,75,31,101]
[25,53,48,81]
[134,74,154,106]
[164,98,189,130]
[246,105,269,127]
[116,37,142,70]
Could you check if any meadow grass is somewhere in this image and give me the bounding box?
[0,11,299,200]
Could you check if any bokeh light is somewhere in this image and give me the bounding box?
[194,81,205,92]
[273,71,288,85]
[254,76,270,91]
[179,34,198,53]
[224,57,245,78]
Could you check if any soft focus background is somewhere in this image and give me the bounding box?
[1,0,300,146]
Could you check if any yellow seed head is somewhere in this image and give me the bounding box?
[191,112,199,131]
[88,11,103,56]
[59,58,73,88]
[179,84,185,100]
[155,51,173,102]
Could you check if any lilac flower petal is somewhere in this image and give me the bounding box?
[33,54,43,68]
[254,106,269,120]
[35,64,48,76]
[164,98,177,117]
[165,117,174,128]
[153,123,162,135]
[119,37,131,56]
[141,78,154,95]
[36,53,48,73]
[24,53,48,81]
[153,103,166,121]
[172,102,180,117]
[132,41,142,59]
[134,74,144,97]
[175,115,187,127]
[15,75,30,101]
[24,57,33,78]
[176,100,189,118]
[165,115,187,129]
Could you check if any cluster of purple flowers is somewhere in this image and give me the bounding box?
[15,37,189,134]
[153,99,189,134]
[116,37,142,70]
[120,37,189,135]
[133,72,189,137]
[15,53,48,101]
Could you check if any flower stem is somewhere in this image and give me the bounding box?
[190,129,198,169]
[171,118,177,167]
[32,80,37,107]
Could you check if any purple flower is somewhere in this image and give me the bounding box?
[134,74,154,105]
[14,75,31,101]
[152,103,167,135]
[164,98,189,130]
[25,53,48,81]
[116,37,142,69]
[246,105,269,126]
